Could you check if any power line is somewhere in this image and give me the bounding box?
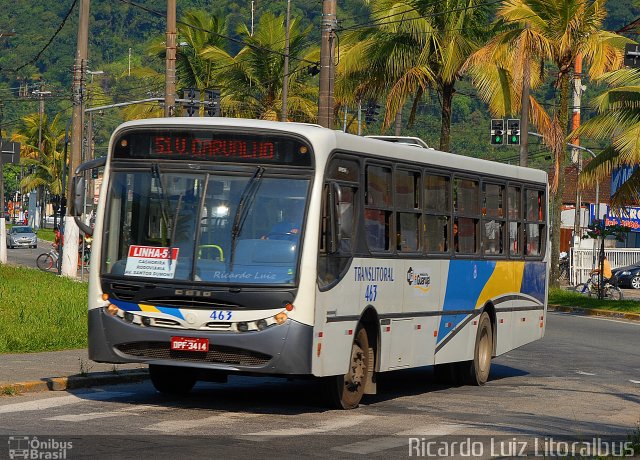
[118,0,318,66]
[0,0,78,74]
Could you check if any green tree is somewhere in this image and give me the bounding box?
[11,112,66,198]
[200,12,319,121]
[576,68,640,207]
[337,0,492,150]
[465,0,627,286]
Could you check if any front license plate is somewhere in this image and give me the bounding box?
[171,336,209,352]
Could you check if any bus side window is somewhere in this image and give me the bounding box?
[318,182,357,287]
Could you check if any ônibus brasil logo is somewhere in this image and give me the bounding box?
[406,267,431,292]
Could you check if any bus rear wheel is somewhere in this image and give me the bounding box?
[149,364,197,395]
[326,327,370,409]
[462,312,493,386]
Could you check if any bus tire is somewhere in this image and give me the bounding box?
[149,364,197,396]
[463,312,493,386]
[325,327,370,409]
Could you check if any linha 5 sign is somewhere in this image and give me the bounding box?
[124,245,180,278]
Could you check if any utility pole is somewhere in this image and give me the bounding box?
[519,24,531,167]
[0,102,5,264]
[571,54,584,249]
[251,1,254,36]
[63,0,90,278]
[33,85,51,230]
[318,0,336,128]
[165,0,177,117]
[281,0,291,122]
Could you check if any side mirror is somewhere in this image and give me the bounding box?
[72,176,85,217]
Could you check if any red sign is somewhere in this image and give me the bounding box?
[171,336,209,352]
[127,245,178,259]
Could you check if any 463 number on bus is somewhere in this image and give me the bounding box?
[364,284,378,302]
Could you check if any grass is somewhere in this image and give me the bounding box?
[548,288,640,313]
[37,227,55,242]
[0,265,88,353]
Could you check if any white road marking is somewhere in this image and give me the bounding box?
[630,380,640,384]
[575,371,596,376]
[238,414,374,441]
[144,412,261,433]
[550,311,640,326]
[45,405,169,422]
[0,391,133,414]
[332,423,464,455]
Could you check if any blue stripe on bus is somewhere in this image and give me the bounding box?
[156,306,185,320]
[109,299,185,321]
[520,262,546,304]
[437,261,496,343]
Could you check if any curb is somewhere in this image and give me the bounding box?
[0,369,149,396]
[549,305,640,321]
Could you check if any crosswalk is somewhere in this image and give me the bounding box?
[0,388,472,456]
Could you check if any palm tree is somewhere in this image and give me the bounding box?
[465,0,626,285]
[200,12,319,122]
[337,0,492,151]
[576,68,640,207]
[123,10,228,120]
[11,112,66,226]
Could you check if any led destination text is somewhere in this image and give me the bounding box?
[153,136,275,160]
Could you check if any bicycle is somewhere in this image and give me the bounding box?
[573,272,623,300]
[558,257,569,283]
[36,245,59,271]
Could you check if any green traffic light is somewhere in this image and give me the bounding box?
[496,136,502,142]
[511,136,517,142]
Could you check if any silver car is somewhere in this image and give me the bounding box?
[6,226,37,249]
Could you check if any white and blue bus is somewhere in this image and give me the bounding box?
[73,117,549,409]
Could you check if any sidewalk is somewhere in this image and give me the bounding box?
[0,349,148,395]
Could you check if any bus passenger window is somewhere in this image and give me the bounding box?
[455,217,478,253]
[424,215,448,252]
[365,209,390,251]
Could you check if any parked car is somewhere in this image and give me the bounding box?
[6,226,37,249]
[611,264,640,289]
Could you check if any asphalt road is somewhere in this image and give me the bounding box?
[0,313,638,459]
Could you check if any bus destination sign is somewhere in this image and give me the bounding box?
[113,130,313,167]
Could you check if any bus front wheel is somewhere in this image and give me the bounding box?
[325,327,370,409]
[462,312,493,386]
[149,364,197,395]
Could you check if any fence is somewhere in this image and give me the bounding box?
[570,248,640,285]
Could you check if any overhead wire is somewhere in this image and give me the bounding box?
[0,0,78,73]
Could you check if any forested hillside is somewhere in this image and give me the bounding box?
[0,0,638,165]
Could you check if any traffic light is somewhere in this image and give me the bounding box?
[491,119,504,145]
[365,100,380,124]
[204,89,221,117]
[507,118,521,145]
[182,88,200,117]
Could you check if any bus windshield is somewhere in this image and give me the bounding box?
[103,169,310,285]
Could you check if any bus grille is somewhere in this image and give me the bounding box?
[115,341,271,366]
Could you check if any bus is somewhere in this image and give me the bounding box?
[72,117,549,409]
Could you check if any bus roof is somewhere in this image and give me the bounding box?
[112,117,548,185]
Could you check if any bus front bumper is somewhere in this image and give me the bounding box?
[88,307,313,375]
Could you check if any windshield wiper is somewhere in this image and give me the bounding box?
[151,163,175,268]
[229,167,265,270]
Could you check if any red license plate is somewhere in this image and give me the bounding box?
[170,336,209,352]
